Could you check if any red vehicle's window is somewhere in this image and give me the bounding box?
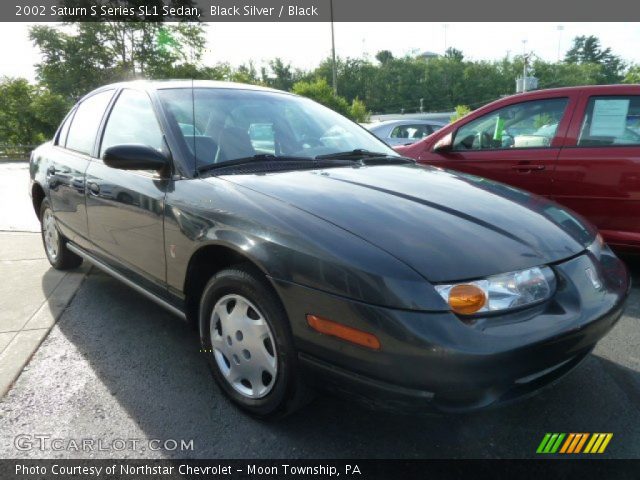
[578,96,640,147]
[452,98,568,151]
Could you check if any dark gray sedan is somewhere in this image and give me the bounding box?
[30,81,629,418]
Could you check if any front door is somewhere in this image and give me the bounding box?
[427,96,576,199]
[85,88,170,288]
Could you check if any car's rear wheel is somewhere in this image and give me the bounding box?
[199,265,313,418]
[40,199,82,270]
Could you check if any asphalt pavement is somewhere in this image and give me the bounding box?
[0,161,638,459]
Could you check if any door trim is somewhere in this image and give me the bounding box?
[67,242,186,321]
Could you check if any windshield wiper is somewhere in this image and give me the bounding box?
[315,149,415,165]
[315,149,391,160]
[197,154,311,174]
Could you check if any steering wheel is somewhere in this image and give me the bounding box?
[473,131,494,149]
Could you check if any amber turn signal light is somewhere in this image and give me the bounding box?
[306,314,381,350]
[448,284,486,315]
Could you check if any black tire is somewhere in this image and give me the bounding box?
[39,198,83,270]
[199,265,313,419]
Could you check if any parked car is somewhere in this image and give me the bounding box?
[367,119,445,146]
[396,85,640,254]
[30,81,629,418]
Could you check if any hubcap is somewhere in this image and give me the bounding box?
[42,209,59,261]
[210,294,278,399]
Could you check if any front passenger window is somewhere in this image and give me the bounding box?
[452,98,568,151]
[100,89,164,158]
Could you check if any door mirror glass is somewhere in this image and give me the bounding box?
[103,144,169,171]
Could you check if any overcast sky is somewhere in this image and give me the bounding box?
[2,22,639,81]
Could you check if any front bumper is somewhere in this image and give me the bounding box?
[272,248,630,412]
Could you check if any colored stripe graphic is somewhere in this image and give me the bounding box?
[538,433,613,454]
[537,433,552,453]
[574,434,588,453]
[537,433,566,453]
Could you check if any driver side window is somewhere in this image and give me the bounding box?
[452,98,568,151]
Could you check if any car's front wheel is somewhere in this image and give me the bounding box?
[40,198,82,270]
[199,265,312,418]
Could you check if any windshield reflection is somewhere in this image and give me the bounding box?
[157,88,398,173]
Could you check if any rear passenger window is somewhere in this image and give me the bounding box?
[100,89,164,157]
[65,90,114,155]
[578,96,640,146]
[56,110,75,147]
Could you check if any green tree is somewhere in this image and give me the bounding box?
[623,66,640,84]
[0,77,69,145]
[292,78,351,117]
[260,58,301,91]
[564,35,624,83]
[30,19,206,100]
[349,98,370,123]
[450,105,471,123]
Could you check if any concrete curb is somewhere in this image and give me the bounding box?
[0,266,90,397]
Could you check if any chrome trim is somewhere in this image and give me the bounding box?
[67,243,186,320]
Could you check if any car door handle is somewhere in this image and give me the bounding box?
[511,164,545,172]
[87,182,100,195]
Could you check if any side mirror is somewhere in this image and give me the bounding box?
[103,144,169,171]
[432,132,453,153]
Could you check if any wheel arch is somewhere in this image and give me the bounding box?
[182,242,277,327]
[31,182,46,220]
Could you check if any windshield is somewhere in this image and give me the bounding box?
[157,87,398,173]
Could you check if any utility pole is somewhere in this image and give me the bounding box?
[522,39,528,92]
[330,0,337,94]
[556,25,564,62]
[443,24,449,53]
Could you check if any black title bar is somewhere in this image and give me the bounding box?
[1,459,639,480]
[4,0,639,22]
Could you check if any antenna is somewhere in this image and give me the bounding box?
[191,78,197,175]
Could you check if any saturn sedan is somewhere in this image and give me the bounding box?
[29,81,630,418]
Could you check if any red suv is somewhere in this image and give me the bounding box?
[397,85,640,253]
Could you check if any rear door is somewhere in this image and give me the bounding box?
[85,88,170,288]
[424,94,578,198]
[555,90,640,250]
[46,90,115,244]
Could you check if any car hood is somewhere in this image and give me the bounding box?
[216,164,594,282]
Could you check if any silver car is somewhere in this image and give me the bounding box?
[367,119,446,146]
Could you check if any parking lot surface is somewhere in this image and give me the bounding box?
[0,162,638,459]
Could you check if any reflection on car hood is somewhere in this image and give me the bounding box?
[216,164,594,282]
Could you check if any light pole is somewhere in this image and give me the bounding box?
[330,0,337,94]
[556,25,564,62]
[522,39,528,92]
[443,23,449,53]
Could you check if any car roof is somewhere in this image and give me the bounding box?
[499,84,640,101]
[369,119,446,129]
[82,79,292,101]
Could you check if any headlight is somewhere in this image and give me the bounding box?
[435,266,556,316]
[586,233,605,260]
